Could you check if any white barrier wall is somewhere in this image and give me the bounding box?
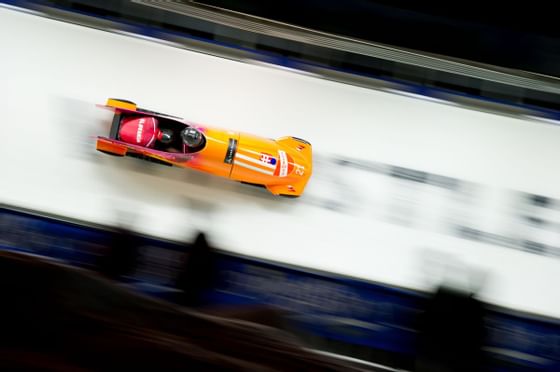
[2,6,560,318]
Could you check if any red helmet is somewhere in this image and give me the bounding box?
[118,116,159,147]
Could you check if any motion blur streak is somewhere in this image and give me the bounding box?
[1,6,560,320]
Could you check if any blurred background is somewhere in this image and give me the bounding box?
[2,1,560,371]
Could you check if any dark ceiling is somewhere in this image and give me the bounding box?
[196,0,560,78]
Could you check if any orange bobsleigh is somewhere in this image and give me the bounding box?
[96,98,312,197]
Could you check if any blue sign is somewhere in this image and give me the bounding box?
[1,206,560,371]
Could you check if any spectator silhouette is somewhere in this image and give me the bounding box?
[415,286,486,372]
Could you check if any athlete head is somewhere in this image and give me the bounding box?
[157,128,174,144]
[181,127,203,147]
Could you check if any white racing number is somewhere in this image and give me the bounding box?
[278,150,288,177]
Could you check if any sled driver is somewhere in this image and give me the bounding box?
[181,127,204,148]
[158,126,203,153]
[118,115,202,152]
